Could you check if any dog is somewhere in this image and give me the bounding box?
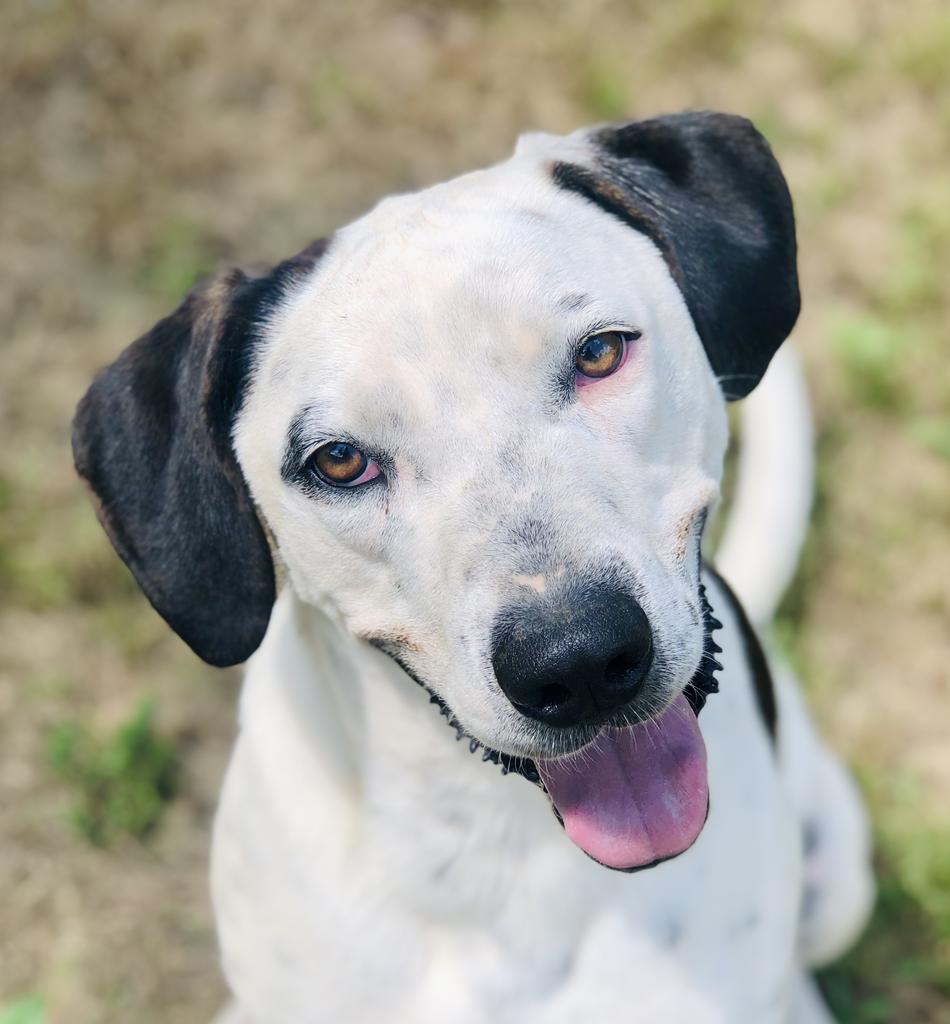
[73,111,873,1023]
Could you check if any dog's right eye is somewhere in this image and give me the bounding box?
[307,442,381,488]
[574,330,638,384]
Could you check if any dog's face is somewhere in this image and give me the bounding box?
[74,112,799,870]
[235,154,726,760]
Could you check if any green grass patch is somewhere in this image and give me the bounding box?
[0,996,45,1024]
[0,471,138,613]
[830,310,908,414]
[821,842,950,1022]
[897,14,950,93]
[47,699,177,847]
[138,217,221,303]
[306,60,384,128]
[807,169,862,216]
[822,763,950,1022]
[907,416,950,461]
[307,60,351,127]
[749,104,829,156]
[580,60,628,120]
[789,28,863,86]
[880,204,950,317]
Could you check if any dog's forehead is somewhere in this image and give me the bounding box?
[274,154,673,325]
[255,146,696,438]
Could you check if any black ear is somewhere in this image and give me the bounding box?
[72,240,328,667]
[552,111,800,399]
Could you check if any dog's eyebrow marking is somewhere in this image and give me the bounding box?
[556,292,594,313]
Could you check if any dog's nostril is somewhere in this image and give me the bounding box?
[537,683,573,709]
[603,633,654,698]
[605,649,641,683]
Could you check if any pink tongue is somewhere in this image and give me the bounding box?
[536,695,708,870]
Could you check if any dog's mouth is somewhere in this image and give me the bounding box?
[410,580,723,873]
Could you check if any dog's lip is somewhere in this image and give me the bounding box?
[526,689,699,761]
[477,679,702,771]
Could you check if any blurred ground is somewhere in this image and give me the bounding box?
[1,0,948,1021]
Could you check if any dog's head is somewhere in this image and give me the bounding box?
[74,112,798,870]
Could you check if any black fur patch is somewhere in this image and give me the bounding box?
[72,239,330,667]
[551,111,800,399]
[706,566,778,740]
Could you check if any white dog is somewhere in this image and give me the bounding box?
[74,112,873,1023]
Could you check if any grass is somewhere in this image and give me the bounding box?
[137,218,220,304]
[47,701,177,847]
[0,998,45,1024]
[580,59,629,120]
[830,310,908,413]
[907,416,950,461]
[897,13,950,93]
[821,832,950,1022]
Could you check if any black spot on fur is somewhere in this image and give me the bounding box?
[706,566,778,740]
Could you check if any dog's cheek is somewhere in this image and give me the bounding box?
[649,590,706,698]
[655,480,719,568]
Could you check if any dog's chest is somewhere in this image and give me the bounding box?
[213,752,797,1024]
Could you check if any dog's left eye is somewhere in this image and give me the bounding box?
[575,330,638,383]
[307,442,381,488]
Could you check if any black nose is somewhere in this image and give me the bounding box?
[491,587,654,727]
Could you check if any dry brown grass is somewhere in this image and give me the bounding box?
[2,1,948,1021]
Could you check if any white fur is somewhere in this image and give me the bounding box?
[211,129,872,1022]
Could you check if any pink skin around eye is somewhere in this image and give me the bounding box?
[574,334,634,389]
[345,459,382,487]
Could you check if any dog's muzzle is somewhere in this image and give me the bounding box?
[485,578,720,873]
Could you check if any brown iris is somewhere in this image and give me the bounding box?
[575,331,630,379]
[311,441,368,486]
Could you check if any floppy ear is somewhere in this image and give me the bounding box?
[552,111,800,399]
[72,240,328,667]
